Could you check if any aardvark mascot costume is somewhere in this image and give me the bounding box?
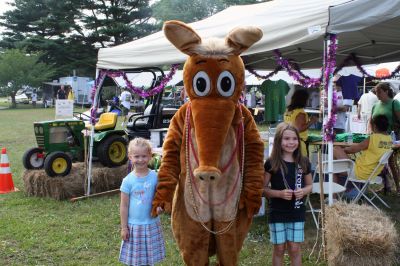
[152,20,264,265]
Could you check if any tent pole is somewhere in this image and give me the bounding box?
[86,69,104,196]
[326,37,334,206]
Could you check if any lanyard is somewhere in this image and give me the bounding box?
[280,165,303,209]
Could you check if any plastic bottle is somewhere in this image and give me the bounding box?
[347,132,353,144]
[391,131,396,143]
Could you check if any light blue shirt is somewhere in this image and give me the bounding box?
[120,170,159,225]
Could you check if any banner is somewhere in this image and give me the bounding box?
[55,100,74,119]
[349,113,368,134]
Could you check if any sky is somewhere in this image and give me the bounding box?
[0,0,13,32]
[0,0,13,14]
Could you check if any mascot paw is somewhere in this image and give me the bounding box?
[246,206,260,218]
[163,202,172,213]
[151,202,172,217]
[243,198,261,218]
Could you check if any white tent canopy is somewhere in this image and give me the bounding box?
[97,0,400,70]
[92,0,400,202]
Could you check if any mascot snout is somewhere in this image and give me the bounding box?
[190,98,236,181]
[193,166,221,181]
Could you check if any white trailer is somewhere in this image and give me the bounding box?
[59,76,93,105]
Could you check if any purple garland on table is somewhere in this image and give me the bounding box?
[89,64,180,124]
[322,34,338,141]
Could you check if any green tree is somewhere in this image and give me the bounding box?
[152,0,223,25]
[81,0,156,47]
[0,0,155,77]
[0,0,95,77]
[0,49,54,108]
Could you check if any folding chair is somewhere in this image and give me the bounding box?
[308,159,353,229]
[346,150,393,211]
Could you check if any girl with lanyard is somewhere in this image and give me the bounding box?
[264,122,313,266]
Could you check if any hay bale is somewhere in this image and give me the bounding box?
[325,202,398,266]
[23,162,128,200]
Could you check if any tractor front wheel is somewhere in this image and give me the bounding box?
[97,135,128,167]
[44,152,72,177]
[23,147,45,169]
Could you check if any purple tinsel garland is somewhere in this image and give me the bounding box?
[322,34,338,141]
[274,50,322,88]
[246,65,283,80]
[247,36,338,140]
[91,64,179,101]
[335,53,400,80]
[89,64,180,124]
[247,35,400,141]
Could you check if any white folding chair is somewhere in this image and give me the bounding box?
[308,159,353,229]
[346,150,393,210]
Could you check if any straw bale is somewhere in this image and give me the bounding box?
[23,162,128,200]
[325,202,398,266]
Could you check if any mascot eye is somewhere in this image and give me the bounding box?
[217,71,235,97]
[192,71,211,97]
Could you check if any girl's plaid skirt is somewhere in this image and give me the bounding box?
[119,220,166,266]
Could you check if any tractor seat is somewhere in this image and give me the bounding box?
[85,112,117,131]
[126,104,153,129]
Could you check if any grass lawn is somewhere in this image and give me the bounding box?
[1,107,399,265]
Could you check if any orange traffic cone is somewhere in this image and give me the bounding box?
[0,148,16,194]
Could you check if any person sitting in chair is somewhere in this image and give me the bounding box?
[333,115,392,184]
[120,88,132,127]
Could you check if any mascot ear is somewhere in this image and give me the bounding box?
[225,26,263,55]
[164,20,201,56]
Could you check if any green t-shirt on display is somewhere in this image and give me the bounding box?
[260,79,290,123]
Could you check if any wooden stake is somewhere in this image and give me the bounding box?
[318,149,327,260]
[84,133,88,194]
[70,189,120,202]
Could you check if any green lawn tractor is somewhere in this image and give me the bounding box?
[23,112,128,177]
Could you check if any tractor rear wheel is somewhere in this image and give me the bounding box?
[23,147,44,169]
[97,135,127,167]
[44,152,72,177]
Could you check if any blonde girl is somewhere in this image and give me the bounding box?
[119,138,165,266]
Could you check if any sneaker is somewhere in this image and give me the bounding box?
[343,188,358,200]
